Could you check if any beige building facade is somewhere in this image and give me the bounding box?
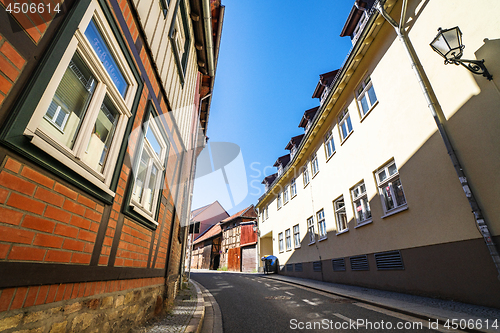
[257,0,500,308]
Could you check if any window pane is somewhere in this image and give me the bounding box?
[146,164,159,211]
[367,84,377,105]
[360,95,369,114]
[381,184,395,210]
[133,150,150,203]
[146,126,162,158]
[388,163,398,176]
[41,53,96,149]
[346,115,353,133]
[378,169,387,182]
[83,96,119,173]
[85,19,128,97]
[392,178,407,206]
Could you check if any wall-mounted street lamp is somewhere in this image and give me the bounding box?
[430,26,493,80]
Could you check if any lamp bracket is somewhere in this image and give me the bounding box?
[445,58,493,81]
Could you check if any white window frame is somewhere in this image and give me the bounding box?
[265,205,268,220]
[290,178,297,198]
[285,229,291,251]
[290,145,297,159]
[307,216,315,244]
[277,192,282,209]
[334,197,348,234]
[356,76,378,118]
[338,108,353,142]
[278,232,284,252]
[24,2,138,195]
[303,164,310,186]
[317,209,327,240]
[351,181,372,226]
[130,117,168,222]
[283,185,289,204]
[293,224,300,249]
[324,129,335,160]
[311,153,319,176]
[375,161,408,216]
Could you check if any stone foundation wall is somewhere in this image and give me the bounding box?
[0,284,165,333]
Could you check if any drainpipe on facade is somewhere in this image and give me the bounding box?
[202,0,215,77]
[376,0,500,279]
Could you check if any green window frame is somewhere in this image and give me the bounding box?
[0,0,143,204]
[169,0,191,83]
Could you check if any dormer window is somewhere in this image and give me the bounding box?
[290,145,297,159]
[305,120,312,133]
[352,11,368,45]
[278,164,283,176]
[320,86,330,105]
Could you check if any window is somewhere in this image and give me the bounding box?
[277,192,282,209]
[307,216,315,244]
[129,110,169,221]
[317,209,327,240]
[338,109,353,141]
[285,229,291,251]
[357,76,378,117]
[311,153,319,176]
[22,2,139,196]
[351,182,372,225]
[334,197,348,233]
[293,224,300,248]
[159,0,170,17]
[283,185,289,203]
[290,145,297,159]
[278,232,284,252]
[324,130,335,159]
[169,0,191,80]
[264,205,269,220]
[290,178,297,197]
[277,163,283,177]
[303,164,310,186]
[376,161,407,214]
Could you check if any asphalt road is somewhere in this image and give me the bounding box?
[191,272,447,333]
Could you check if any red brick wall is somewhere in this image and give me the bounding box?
[0,156,102,265]
[0,35,26,107]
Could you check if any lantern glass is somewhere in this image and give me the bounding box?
[430,27,463,60]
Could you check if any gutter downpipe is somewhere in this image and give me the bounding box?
[376,0,500,279]
[202,0,215,77]
[187,92,212,282]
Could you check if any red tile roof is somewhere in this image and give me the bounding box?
[193,223,222,244]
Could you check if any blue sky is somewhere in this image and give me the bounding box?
[192,1,355,215]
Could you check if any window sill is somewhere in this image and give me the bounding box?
[336,229,349,236]
[325,151,336,163]
[304,182,310,189]
[359,100,379,122]
[308,241,316,246]
[131,204,159,225]
[319,236,328,242]
[354,219,373,229]
[312,171,319,179]
[381,205,408,219]
[286,248,292,252]
[340,130,354,146]
[291,194,297,200]
[294,245,301,249]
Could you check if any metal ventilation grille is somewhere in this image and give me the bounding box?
[286,264,293,271]
[350,255,369,271]
[313,261,322,272]
[332,258,346,271]
[294,263,303,272]
[375,250,404,270]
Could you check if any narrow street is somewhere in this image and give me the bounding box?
[192,272,446,333]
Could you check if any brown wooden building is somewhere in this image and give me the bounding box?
[0,0,224,331]
[220,205,258,272]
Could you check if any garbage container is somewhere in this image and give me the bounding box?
[261,255,278,274]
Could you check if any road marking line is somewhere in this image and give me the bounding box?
[333,313,364,327]
[285,291,294,296]
[303,299,318,306]
[354,303,459,332]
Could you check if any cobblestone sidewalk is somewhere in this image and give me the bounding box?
[132,282,199,333]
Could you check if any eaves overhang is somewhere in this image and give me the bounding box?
[256,0,397,210]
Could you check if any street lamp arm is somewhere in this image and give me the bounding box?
[446,58,493,80]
